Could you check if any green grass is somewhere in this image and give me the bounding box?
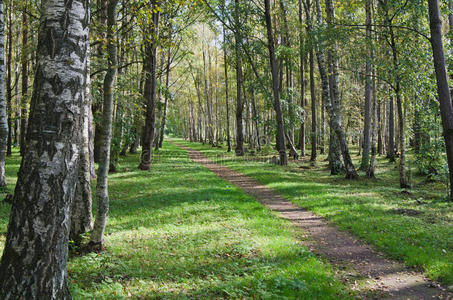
[0,149,21,254]
[0,144,352,299]
[175,139,453,286]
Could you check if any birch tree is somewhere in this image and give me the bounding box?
[0,0,89,297]
[90,0,118,248]
[0,0,7,188]
[428,0,453,201]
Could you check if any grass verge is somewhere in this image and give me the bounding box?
[0,144,351,299]
[175,139,453,286]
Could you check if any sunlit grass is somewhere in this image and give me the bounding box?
[176,139,453,285]
[0,144,352,298]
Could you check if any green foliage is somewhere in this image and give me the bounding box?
[416,137,447,181]
[414,100,448,182]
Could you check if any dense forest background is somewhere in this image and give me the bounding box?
[1,0,452,185]
[0,0,452,298]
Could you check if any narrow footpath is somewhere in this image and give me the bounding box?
[174,142,450,299]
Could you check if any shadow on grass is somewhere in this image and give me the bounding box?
[66,142,352,299]
[175,139,453,286]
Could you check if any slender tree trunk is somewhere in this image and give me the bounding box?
[13,21,19,147]
[368,66,378,177]
[88,95,97,179]
[196,73,203,142]
[299,0,306,156]
[320,93,325,154]
[324,0,358,179]
[70,44,94,240]
[70,69,94,241]
[251,88,260,151]
[5,2,11,157]
[382,0,407,187]
[0,0,6,187]
[159,48,171,148]
[0,0,89,296]
[327,64,343,174]
[244,85,250,147]
[223,26,232,152]
[234,0,244,155]
[309,48,317,162]
[387,95,395,160]
[264,0,288,165]
[448,0,453,99]
[90,0,118,248]
[378,98,384,155]
[280,0,294,144]
[428,0,453,201]
[203,48,214,145]
[138,0,160,170]
[13,65,18,147]
[313,5,330,161]
[93,0,108,163]
[19,4,27,156]
[326,19,343,173]
[154,54,164,151]
[361,0,372,170]
[413,99,421,154]
[395,72,407,186]
[304,1,317,162]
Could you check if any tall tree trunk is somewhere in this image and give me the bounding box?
[377,98,384,155]
[313,1,331,161]
[251,88,260,151]
[93,0,108,163]
[224,27,232,152]
[90,0,118,248]
[309,48,317,162]
[280,0,294,144]
[71,43,94,241]
[428,0,453,201]
[13,24,19,147]
[448,0,453,99]
[382,0,407,187]
[361,0,372,170]
[88,99,96,178]
[138,0,160,170]
[304,1,317,162]
[203,48,214,145]
[368,66,378,177]
[413,97,421,154]
[324,0,358,179]
[5,2,11,157]
[299,0,306,156]
[387,95,395,161]
[234,0,244,155]
[159,48,171,148]
[327,63,343,174]
[154,54,164,151]
[0,0,89,296]
[0,0,6,187]
[264,0,288,165]
[326,18,343,173]
[20,3,27,156]
[71,71,94,241]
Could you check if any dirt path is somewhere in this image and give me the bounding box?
[174,143,451,299]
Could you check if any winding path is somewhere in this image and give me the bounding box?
[174,142,450,299]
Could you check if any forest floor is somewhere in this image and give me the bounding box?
[173,140,452,299]
[0,145,353,299]
[0,141,451,299]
